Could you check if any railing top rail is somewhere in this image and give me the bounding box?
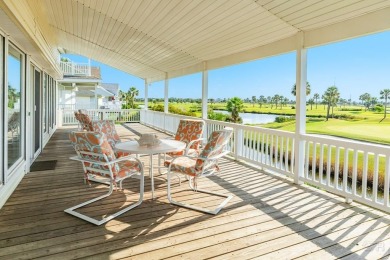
[62,109,140,112]
[143,110,295,137]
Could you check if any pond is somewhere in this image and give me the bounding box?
[214,110,283,124]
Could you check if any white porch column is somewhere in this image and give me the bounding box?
[202,62,208,120]
[294,33,307,185]
[144,79,148,110]
[164,73,169,113]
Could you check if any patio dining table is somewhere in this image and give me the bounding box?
[115,139,186,199]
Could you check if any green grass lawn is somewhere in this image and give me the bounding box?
[262,117,390,145]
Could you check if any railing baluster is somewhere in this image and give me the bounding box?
[250,131,254,161]
[266,134,270,166]
[270,135,274,167]
[362,152,368,199]
[285,138,289,172]
[373,154,379,203]
[327,145,332,186]
[261,133,265,164]
[280,137,284,171]
[343,148,349,192]
[319,144,324,184]
[305,141,310,179]
[256,132,261,162]
[384,156,390,208]
[275,136,279,169]
[291,139,295,175]
[335,147,340,190]
[352,150,358,196]
[312,142,317,181]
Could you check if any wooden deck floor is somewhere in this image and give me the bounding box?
[1,124,390,259]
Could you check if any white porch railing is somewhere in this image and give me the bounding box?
[60,109,140,125]
[140,110,295,176]
[60,61,91,76]
[140,110,390,213]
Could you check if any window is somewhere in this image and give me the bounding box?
[7,44,24,169]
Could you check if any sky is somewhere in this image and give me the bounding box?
[63,30,390,102]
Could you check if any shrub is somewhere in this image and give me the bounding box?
[373,104,384,112]
[208,112,229,121]
[275,116,295,123]
[339,108,363,111]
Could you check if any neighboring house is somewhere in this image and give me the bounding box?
[57,60,122,110]
[101,83,122,109]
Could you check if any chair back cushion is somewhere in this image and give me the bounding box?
[92,120,121,148]
[79,113,93,131]
[174,119,205,149]
[195,128,233,171]
[69,131,118,174]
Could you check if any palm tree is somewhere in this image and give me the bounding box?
[273,94,280,109]
[359,93,371,111]
[258,95,266,108]
[323,86,340,121]
[380,89,390,120]
[313,93,320,109]
[291,82,311,96]
[127,87,139,108]
[283,97,289,107]
[308,98,314,110]
[226,97,244,123]
[119,90,128,108]
[251,96,256,107]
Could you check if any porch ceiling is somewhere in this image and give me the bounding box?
[13,0,390,82]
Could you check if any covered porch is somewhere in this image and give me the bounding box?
[1,123,390,259]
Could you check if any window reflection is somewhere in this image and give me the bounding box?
[7,45,23,169]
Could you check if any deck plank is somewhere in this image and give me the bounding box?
[0,123,389,259]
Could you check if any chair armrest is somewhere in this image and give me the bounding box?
[185,138,206,155]
[70,154,143,171]
[167,150,230,176]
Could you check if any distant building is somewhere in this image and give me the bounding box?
[57,59,122,110]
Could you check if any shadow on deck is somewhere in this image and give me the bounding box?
[0,124,390,259]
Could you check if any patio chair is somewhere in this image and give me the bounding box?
[164,127,233,215]
[158,119,205,173]
[66,131,144,225]
[92,120,131,158]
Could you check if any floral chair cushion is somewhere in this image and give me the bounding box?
[164,128,233,176]
[195,128,233,171]
[164,157,198,177]
[69,131,140,181]
[92,120,121,147]
[92,120,130,158]
[166,119,204,157]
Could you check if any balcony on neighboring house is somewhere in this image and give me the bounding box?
[58,60,121,110]
[60,60,90,76]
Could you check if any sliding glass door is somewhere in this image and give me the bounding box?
[33,67,41,156]
[6,44,24,173]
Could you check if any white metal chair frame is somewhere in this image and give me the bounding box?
[166,149,233,215]
[65,151,144,225]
